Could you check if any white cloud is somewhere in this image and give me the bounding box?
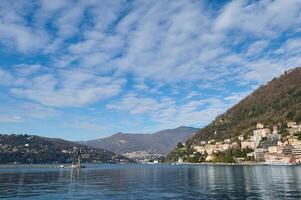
[13,64,43,76]
[0,115,23,123]
[0,68,13,85]
[0,101,59,123]
[214,0,301,37]
[107,94,232,129]
[0,0,301,133]
[246,40,269,57]
[10,73,126,107]
[0,1,49,53]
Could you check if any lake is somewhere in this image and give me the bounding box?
[1,164,301,199]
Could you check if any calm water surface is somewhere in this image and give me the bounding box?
[1,164,301,199]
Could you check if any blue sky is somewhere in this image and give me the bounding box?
[0,0,301,141]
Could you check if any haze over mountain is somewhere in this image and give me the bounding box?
[80,126,198,155]
[167,67,301,160]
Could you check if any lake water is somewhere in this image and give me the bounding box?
[1,164,301,199]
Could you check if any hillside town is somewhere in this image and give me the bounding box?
[122,150,163,163]
[188,122,301,165]
[0,134,131,164]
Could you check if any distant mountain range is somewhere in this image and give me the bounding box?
[0,134,133,164]
[79,126,198,155]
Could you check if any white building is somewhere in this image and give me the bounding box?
[256,123,264,129]
[241,141,257,149]
[253,128,270,138]
[254,148,266,162]
[193,146,206,154]
[287,122,297,128]
[289,124,301,135]
[238,135,244,141]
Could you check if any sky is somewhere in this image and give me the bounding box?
[0,0,301,141]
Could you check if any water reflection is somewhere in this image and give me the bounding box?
[1,164,301,199]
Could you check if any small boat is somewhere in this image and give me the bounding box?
[71,148,87,168]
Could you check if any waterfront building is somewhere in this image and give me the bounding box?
[247,152,254,158]
[282,144,294,155]
[264,153,294,165]
[254,148,266,162]
[292,144,301,156]
[205,155,214,162]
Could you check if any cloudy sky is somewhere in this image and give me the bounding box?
[0,0,301,140]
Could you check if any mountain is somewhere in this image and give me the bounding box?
[80,126,198,155]
[0,134,133,164]
[167,67,301,161]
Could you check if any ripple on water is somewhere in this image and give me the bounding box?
[1,164,301,199]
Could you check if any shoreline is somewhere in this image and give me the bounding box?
[2,162,301,169]
[175,162,263,166]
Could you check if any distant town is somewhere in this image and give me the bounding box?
[176,122,301,165]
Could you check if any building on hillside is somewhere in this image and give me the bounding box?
[230,142,239,149]
[208,139,215,144]
[224,139,231,143]
[238,135,244,141]
[241,141,257,149]
[272,125,278,134]
[267,132,281,142]
[193,146,206,154]
[256,123,264,129]
[289,124,301,135]
[254,148,266,162]
[221,144,230,152]
[287,122,297,128]
[253,128,270,138]
[292,144,301,156]
[288,138,301,146]
[250,135,262,145]
[247,152,254,158]
[282,144,294,155]
[205,155,214,162]
[268,146,282,154]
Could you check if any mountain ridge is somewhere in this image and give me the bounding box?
[0,133,133,164]
[79,126,199,155]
